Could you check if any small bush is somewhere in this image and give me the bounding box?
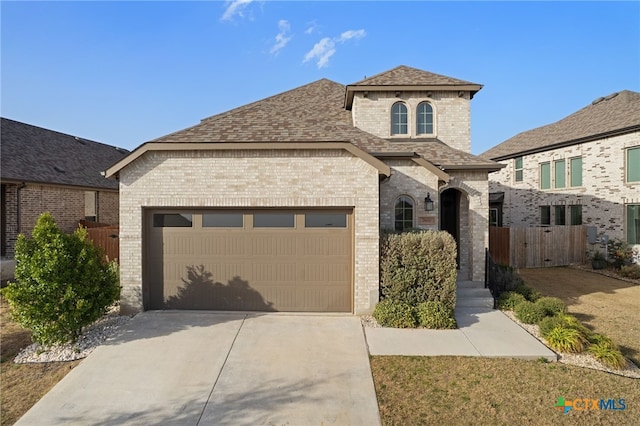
[373,299,417,328]
[588,333,616,347]
[494,265,525,293]
[545,326,588,353]
[416,301,456,329]
[497,291,527,310]
[538,315,568,338]
[513,284,541,302]
[380,230,457,309]
[588,341,627,369]
[514,300,547,324]
[619,264,640,279]
[535,297,565,316]
[607,239,633,269]
[1,213,120,345]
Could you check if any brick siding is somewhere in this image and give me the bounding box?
[118,149,381,315]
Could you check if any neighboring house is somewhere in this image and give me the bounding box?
[1,117,129,257]
[105,65,501,315]
[482,90,640,255]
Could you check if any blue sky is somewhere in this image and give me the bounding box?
[2,1,639,155]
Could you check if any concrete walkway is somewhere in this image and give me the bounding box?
[16,312,381,426]
[365,307,558,361]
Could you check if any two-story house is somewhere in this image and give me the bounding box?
[482,90,640,257]
[104,65,501,315]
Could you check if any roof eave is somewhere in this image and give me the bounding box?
[489,124,640,161]
[105,141,392,179]
[344,84,483,109]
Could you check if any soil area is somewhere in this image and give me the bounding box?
[518,267,640,367]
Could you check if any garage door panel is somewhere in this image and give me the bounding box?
[146,209,352,312]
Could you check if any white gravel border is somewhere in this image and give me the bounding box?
[13,306,132,364]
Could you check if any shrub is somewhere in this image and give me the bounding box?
[535,297,565,316]
[372,299,417,328]
[1,213,120,345]
[491,265,525,298]
[545,326,588,353]
[588,333,616,347]
[416,301,456,329]
[538,315,568,338]
[497,291,527,311]
[513,284,541,302]
[514,300,547,324]
[619,264,640,279]
[607,239,633,269]
[588,341,627,369]
[380,230,457,309]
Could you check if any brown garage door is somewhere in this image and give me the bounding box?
[145,209,353,312]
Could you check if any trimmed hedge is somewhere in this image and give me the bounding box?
[416,301,457,329]
[380,230,457,310]
[372,299,417,328]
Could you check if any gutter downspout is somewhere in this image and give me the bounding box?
[16,182,26,235]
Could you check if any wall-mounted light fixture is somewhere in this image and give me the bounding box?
[424,193,434,211]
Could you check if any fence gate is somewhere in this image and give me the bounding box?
[489,225,586,268]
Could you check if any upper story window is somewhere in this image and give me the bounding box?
[569,157,583,187]
[627,146,640,183]
[394,196,414,232]
[391,102,408,135]
[416,102,434,135]
[514,157,523,182]
[540,162,551,190]
[554,159,566,189]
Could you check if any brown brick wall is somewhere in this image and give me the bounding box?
[1,183,119,256]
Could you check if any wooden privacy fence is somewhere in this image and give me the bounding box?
[489,225,586,268]
[79,221,119,263]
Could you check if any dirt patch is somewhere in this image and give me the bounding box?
[1,298,80,426]
[518,267,640,367]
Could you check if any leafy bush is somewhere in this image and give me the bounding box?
[492,265,525,298]
[513,284,541,302]
[538,314,585,338]
[372,299,417,328]
[416,301,456,329]
[1,213,120,345]
[607,239,633,269]
[535,297,565,316]
[588,341,627,369]
[497,291,527,310]
[545,326,588,353]
[380,230,457,309]
[513,300,547,324]
[619,264,640,279]
[538,315,568,338]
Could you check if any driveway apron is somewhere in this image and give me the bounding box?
[15,311,381,426]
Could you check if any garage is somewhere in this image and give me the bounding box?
[145,209,353,312]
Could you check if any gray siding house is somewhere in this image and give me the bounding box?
[106,66,501,315]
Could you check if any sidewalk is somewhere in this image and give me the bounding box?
[364,307,558,361]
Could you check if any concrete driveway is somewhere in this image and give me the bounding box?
[16,312,381,426]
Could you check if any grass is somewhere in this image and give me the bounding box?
[371,356,639,426]
[0,297,80,426]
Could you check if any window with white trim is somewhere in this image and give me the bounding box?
[514,157,523,182]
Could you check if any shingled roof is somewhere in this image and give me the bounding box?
[482,90,640,160]
[144,74,498,172]
[1,118,129,190]
[345,65,483,108]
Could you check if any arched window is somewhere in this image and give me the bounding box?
[394,196,414,232]
[391,102,408,135]
[417,102,434,135]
